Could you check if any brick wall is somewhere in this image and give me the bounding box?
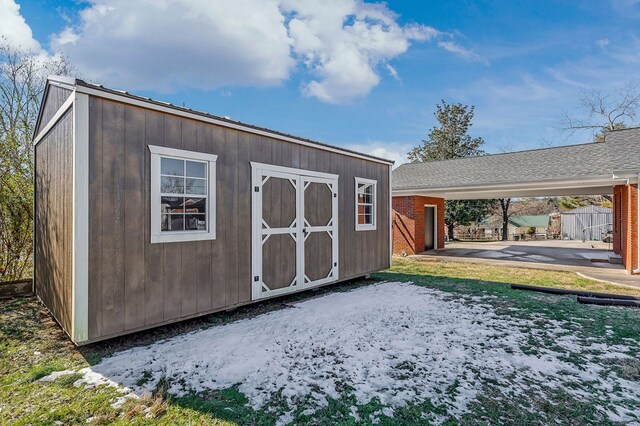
[392,195,446,255]
[612,184,638,273]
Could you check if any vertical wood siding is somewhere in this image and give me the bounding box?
[36,86,73,135]
[35,109,74,333]
[87,98,390,341]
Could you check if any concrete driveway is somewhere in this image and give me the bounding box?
[413,240,640,288]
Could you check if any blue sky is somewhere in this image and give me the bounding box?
[5,0,640,164]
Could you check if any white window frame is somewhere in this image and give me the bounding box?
[149,145,217,243]
[355,177,377,231]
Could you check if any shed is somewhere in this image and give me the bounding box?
[561,206,612,241]
[33,76,393,345]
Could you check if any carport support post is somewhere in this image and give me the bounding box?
[392,195,445,255]
[636,173,640,274]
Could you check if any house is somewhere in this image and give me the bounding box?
[477,215,551,240]
[392,130,640,274]
[33,76,393,345]
[561,205,612,241]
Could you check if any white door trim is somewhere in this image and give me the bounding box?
[301,175,339,288]
[251,163,339,301]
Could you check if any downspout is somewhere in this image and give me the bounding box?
[634,172,640,274]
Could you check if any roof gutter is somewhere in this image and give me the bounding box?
[393,175,624,194]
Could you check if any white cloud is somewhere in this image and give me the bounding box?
[596,38,610,48]
[0,0,41,51]
[437,41,489,65]
[346,141,411,168]
[385,63,400,81]
[285,0,438,103]
[611,0,640,18]
[51,0,294,92]
[50,0,439,103]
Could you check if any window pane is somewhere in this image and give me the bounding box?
[185,178,207,195]
[183,197,206,214]
[185,214,206,230]
[358,214,373,225]
[363,204,373,216]
[357,183,373,204]
[162,214,184,231]
[161,196,185,213]
[161,176,184,194]
[358,214,370,225]
[161,157,184,176]
[186,161,206,178]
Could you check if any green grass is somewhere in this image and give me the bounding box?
[1,259,638,425]
[389,256,640,297]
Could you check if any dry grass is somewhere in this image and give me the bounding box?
[391,256,640,297]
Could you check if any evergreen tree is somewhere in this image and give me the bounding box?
[408,101,492,240]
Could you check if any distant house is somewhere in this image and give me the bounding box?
[476,215,551,240]
[561,206,612,241]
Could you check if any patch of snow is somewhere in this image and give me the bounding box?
[38,367,137,408]
[42,282,640,424]
[348,406,360,422]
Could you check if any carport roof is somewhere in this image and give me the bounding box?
[393,128,640,200]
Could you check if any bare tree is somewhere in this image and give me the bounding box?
[0,41,75,280]
[497,198,511,241]
[561,81,640,141]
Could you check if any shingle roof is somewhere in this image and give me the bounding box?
[393,128,640,191]
[606,127,640,172]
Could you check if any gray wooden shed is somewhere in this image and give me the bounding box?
[33,76,393,345]
[561,205,613,241]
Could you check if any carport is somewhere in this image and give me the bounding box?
[392,128,640,274]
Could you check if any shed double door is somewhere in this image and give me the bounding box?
[251,164,339,300]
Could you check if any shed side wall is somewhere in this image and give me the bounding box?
[87,98,390,341]
[36,86,73,135]
[35,109,74,334]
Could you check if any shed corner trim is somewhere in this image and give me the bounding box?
[72,92,89,343]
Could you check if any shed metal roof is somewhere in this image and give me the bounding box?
[509,215,551,228]
[40,76,394,166]
[393,127,640,199]
[562,205,612,215]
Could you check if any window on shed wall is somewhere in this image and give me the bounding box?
[149,145,217,243]
[355,177,376,231]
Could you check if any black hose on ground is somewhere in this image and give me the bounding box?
[510,284,640,301]
[577,297,640,307]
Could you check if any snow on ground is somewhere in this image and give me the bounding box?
[41,282,639,424]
